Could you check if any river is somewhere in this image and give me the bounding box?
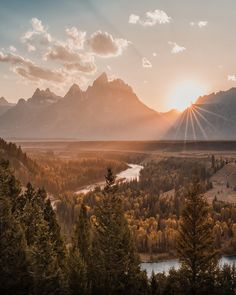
[141,256,236,277]
[76,163,143,194]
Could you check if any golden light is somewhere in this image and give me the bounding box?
[167,80,208,111]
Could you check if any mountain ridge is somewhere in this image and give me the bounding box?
[0,73,179,139]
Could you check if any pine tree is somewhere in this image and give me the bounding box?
[177,181,219,295]
[90,168,147,295]
[67,200,91,294]
[19,184,68,294]
[44,197,67,269]
[0,162,32,295]
[67,246,88,295]
[74,202,91,263]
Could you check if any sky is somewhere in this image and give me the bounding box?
[1,0,236,111]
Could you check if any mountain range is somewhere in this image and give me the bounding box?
[0,73,179,140]
[1,74,236,140]
[166,87,236,140]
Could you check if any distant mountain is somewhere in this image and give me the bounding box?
[0,97,15,116]
[0,73,179,139]
[27,88,61,106]
[165,88,236,140]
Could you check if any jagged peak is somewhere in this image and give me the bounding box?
[32,88,56,98]
[65,83,82,98]
[0,97,9,106]
[93,72,108,86]
[17,98,26,105]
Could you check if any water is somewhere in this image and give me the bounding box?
[76,163,143,194]
[141,256,236,277]
[116,164,143,182]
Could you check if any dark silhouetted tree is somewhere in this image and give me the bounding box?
[177,181,219,295]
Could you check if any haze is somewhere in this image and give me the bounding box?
[1,0,236,112]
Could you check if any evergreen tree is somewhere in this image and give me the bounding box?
[90,168,147,295]
[68,201,90,294]
[44,197,67,269]
[177,181,219,295]
[74,202,91,263]
[67,246,88,295]
[0,162,32,295]
[19,184,68,294]
[150,272,160,295]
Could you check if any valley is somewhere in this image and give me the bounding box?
[4,138,236,262]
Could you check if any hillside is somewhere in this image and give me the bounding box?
[0,138,38,184]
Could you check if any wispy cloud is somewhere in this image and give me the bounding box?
[129,9,171,26]
[168,42,186,54]
[142,57,152,68]
[44,44,97,74]
[228,74,236,81]
[190,21,208,28]
[0,51,65,82]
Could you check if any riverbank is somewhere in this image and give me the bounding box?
[76,163,143,195]
[141,256,236,277]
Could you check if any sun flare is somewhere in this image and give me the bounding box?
[168,80,208,111]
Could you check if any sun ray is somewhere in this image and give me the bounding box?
[195,105,232,122]
[174,110,187,139]
[184,108,190,142]
[191,108,208,140]
[189,109,197,140]
[192,105,218,133]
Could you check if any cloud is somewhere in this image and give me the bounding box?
[190,21,208,28]
[228,74,236,81]
[4,18,130,87]
[0,51,65,82]
[64,61,96,74]
[21,18,52,52]
[129,10,171,26]
[142,57,152,68]
[9,46,17,52]
[44,44,97,74]
[168,42,186,54]
[45,44,84,62]
[31,17,45,32]
[27,44,36,52]
[87,31,129,57]
[65,27,86,49]
[129,14,140,24]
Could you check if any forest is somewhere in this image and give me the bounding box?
[1,138,236,294]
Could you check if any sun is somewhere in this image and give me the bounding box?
[168,80,208,111]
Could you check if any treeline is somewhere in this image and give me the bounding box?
[1,161,236,294]
[0,161,146,294]
[33,155,127,194]
[56,157,236,257]
[0,138,39,182]
[0,138,127,194]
